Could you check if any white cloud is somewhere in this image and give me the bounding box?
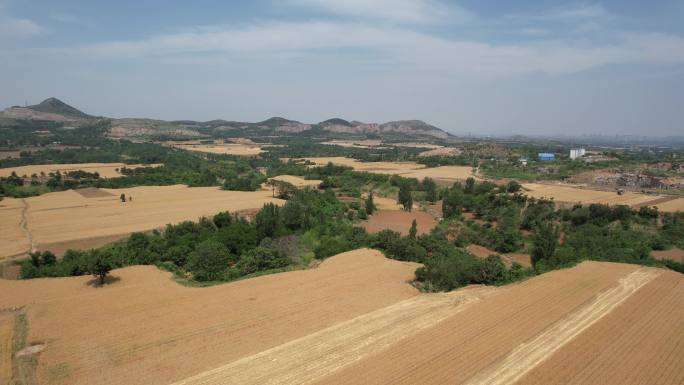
[61,20,684,79]
[50,12,93,28]
[0,3,44,38]
[283,0,472,24]
[506,3,611,22]
[0,16,43,38]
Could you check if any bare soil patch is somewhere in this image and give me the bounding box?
[0,249,419,385]
[73,187,115,198]
[465,245,531,267]
[651,248,684,263]
[466,244,497,258]
[360,210,437,236]
[0,150,21,160]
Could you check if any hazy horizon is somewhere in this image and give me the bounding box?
[1,0,683,136]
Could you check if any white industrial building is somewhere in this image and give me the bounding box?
[570,148,586,160]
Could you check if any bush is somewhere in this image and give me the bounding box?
[186,241,233,281]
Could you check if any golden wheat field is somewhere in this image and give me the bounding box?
[268,175,322,188]
[0,185,284,260]
[302,157,475,182]
[0,163,160,178]
[1,254,680,385]
[171,142,264,156]
[521,183,681,210]
[0,249,420,385]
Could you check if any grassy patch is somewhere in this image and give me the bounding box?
[12,312,38,385]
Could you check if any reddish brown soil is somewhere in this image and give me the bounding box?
[466,244,497,258]
[360,210,437,236]
[651,248,684,263]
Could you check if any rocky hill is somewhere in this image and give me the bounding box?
[0,97,94,121]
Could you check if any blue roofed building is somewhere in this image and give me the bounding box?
[538,153,555,161]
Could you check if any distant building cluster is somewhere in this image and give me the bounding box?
[570,148,586,160]
[538,153,555,161]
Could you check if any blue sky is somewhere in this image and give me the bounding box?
[1,0,683,136]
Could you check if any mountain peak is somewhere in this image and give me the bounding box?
[28,97,92,119]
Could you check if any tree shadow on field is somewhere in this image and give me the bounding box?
[86,275,120,287]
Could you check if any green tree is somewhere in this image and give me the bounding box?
[365,192,376,215]
[398,184,413,212]
[409,219,418,239]
[532,222,559,267]
[464,177,475,194]
[187,240,232,281]
[255,203,282,239]
[423,177,438,202]
[88,250,114,285]
[506,180,522,193]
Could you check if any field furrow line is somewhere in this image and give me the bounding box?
[570,276,682,385]
[462,267,660,385]
[171,287,495,385]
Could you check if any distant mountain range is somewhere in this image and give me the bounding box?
[0,98,452,140]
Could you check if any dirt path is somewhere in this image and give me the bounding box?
[19,199,36,255]
[172,286,497,385]
[463,268,660,385]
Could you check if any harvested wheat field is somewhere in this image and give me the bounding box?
[0,313,12,384]
[172,143,264,156]
[651,197,684,212]
[302,157,476,182]
[0,249,420,385]
[360,210,437,236]
[0,163,159,178]
[0,198,32,260]
[522,183,668,209]
[268,175,322,188]
[0,185,284,260]
[312,262,683,385]
[320,139,385,149]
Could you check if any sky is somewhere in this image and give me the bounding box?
[1,0,683,136]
